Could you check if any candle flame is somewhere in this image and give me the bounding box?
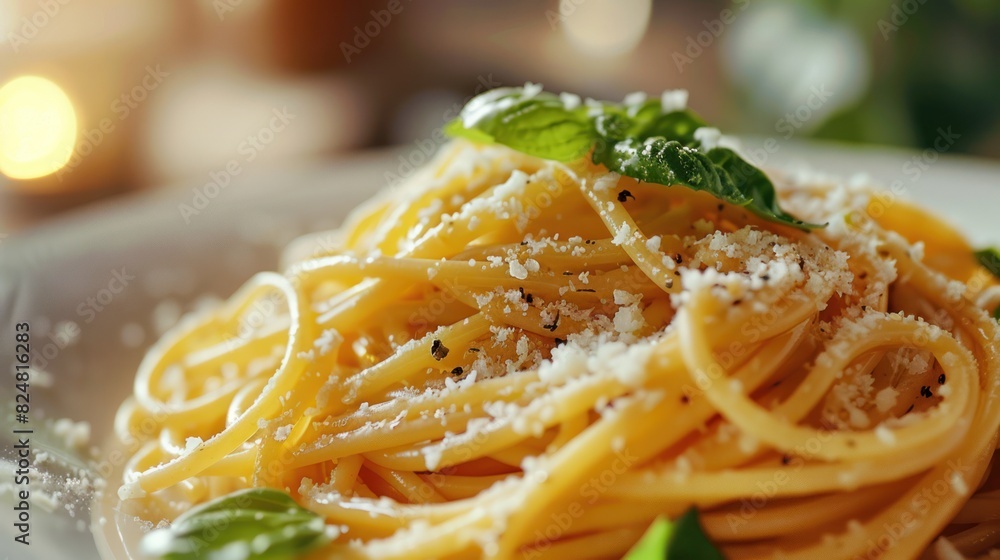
[0,75,78,181]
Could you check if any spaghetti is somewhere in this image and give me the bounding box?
[114,139,1000,559]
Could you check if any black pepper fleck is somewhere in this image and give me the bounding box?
[518,287,534,304]
[450,367,464,376]
[938,373,946,384]
[431,339,450,360]
[543,311,561,332]
[617,189,635,202]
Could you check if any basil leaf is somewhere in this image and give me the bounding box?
[666,509,727,559]
[975,248,1000,279]
[593,138,750,206]
[592,139,819,228]
[141,488,329,560]
[978,249,1000,322]
[706,147,820,229]
[625,509,725,560]
[625,516,673,559]
[445,85,822,230]
[626,102,706,143]
[446,87,594,162]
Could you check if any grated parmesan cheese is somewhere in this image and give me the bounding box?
[874,387,898,413]
[508,259,528,280]
[52,418,90,451]
[274,424,293,442]
[874,424,896,445]
[660,89,688,113]
[559,92,581,110]
[612,223,632,246]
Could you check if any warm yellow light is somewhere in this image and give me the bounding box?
[561,0,652,57]
[0,76,78,180]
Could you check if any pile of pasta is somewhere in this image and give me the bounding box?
[116,141,1000,559]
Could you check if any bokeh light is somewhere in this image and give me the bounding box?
[0,75,78,180]
[723,2,870,131]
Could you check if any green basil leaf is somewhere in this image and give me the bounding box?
[446,87,594,162]
[446,85,822,230]
[593,112,633,143]
[593,137,749,206]
[977,248,1000,322]
[592,138,821,229]
[626,102,706,143]
[705,147,822,229]
[666,509,727,559]
[444,117,493,145]
[975,248,1000,279]
[141,488,329,560]
[624,509,725,560]
[625,516,674,559]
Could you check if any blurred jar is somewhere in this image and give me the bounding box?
[192,0,370,73]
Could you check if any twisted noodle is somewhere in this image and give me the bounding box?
[114,141,1000,559]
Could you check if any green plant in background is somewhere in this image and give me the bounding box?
[723,0,1000,156]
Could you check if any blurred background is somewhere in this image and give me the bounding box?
[1,0,998,231]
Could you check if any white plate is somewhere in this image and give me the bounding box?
[0,141,997,560]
